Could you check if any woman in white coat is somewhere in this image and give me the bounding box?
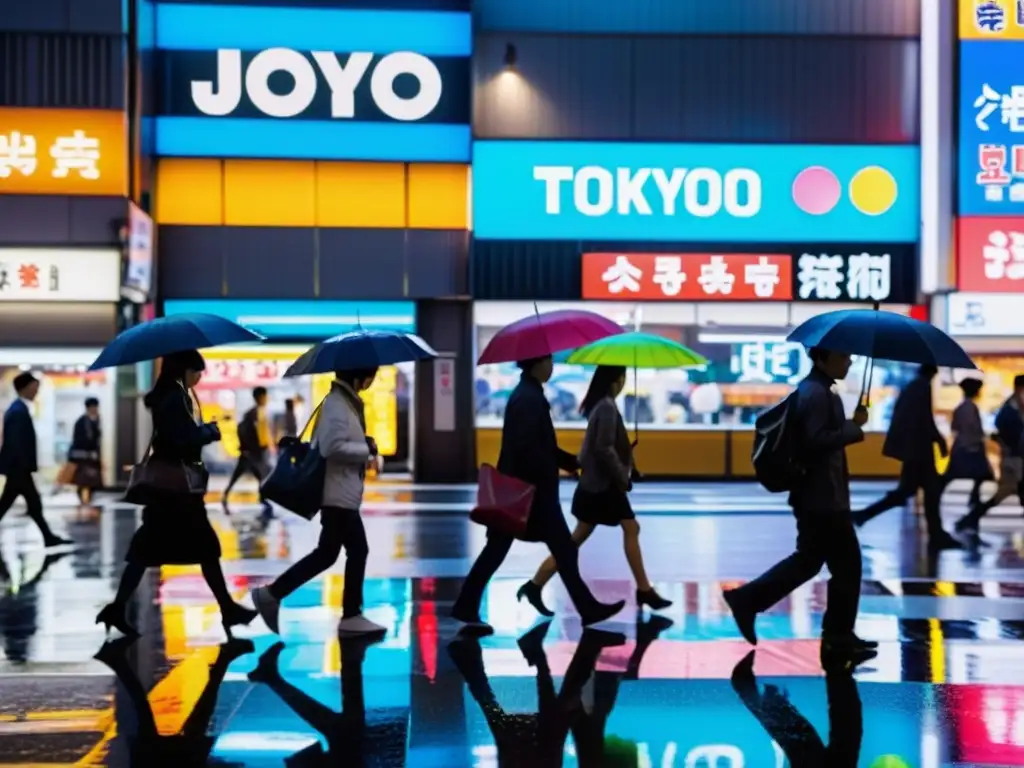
[252,367,385,637]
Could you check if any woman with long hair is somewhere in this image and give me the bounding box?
[95,349,256,637]
[518,365,671,616]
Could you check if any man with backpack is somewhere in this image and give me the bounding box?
[224,386,273,521]
[725,347,877,669]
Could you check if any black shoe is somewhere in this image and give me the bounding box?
[43,535,74,550]
[517,620,552,666]
[821,638,878,671]
[216,638,255,666]
[930,533,963,551]
[636,588,672,611]
[93,635,138,666]
[451,608,494,636]
[580,600,625,627]
[954,515,979,533]
[517,581,554,617]
[222,604,258,639]
[723,589,758,646]
[824,633,878,652]
[95,603,140,639]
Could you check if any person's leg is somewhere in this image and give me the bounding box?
[251,643,340,736]
[531,521,594,589]
[222,458,248,500]
[542,512,621,620]
[0,477,20,524]
[20,476,62,543]
[339,511,369,620]
[201,560,241,612]
[854,464,919,524]
[269,512,345,601]
[961,476,1016,529]
[819,515,863,639]
[921,468,958,546]
[969,479,983,510]
[452,530,514,622]
[620,519,652,591]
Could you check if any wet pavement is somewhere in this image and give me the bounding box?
[0,479,1021,766]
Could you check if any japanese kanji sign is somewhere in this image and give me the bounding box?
[0,108,127,196]
[582,253,794,301]
[959,42,1024,214]
[960,0,1024,40]
[582,245,917,303]
[957,216,1024,290]
[0,248,120,302]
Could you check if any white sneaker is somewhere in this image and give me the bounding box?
[252,586,281,635]
[337,615,386,636]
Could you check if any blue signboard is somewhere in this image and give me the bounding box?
[154,3,472,162]
[162,299,417,339]
[472,141,920,242]
[959,40,1024,215]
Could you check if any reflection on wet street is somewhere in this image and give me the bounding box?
[1,480,1022,766]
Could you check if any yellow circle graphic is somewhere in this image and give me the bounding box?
[848,166,898,216]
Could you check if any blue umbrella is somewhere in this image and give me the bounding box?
[89,313,264,370]
[787,308,977,369]
[284,330,438,377]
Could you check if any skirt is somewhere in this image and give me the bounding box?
[571,485,634,527]
[944,445,995,481]
[125,496,222,567]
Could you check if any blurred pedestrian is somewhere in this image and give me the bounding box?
[280,397,298,440]
[96,350,256,638]
[223,385,273,520]
[452,355,625,634]
[519,365,670,616]
[938,378,992,513]
[852,365,961,550]
[724,348,876,668]
[0,373,72,549]
[69,397,102,505]
[956,374,1024,532]
[251,367,385,637]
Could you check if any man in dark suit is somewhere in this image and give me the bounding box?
[0,373,72,548]
[724,347,875,668]
[852,365,960,550]
[452,355,624,634]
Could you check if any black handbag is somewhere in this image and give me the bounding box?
[123,388,210,506]
[261,400,327,520]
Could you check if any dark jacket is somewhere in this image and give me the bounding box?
[237,406,263,455]
[995,396,1024,458]
[69,415,101,463]
[882,375,943,463]
[789,369,864,513]
[497,375,578,538]
[578,397,632,493]
[0,400,37,476]
[148,384,219,464]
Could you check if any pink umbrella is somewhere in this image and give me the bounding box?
[477,309,624,365]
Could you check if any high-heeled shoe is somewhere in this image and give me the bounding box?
[516,581,555,617]
[222,604,258,638]
[95,603,140,639]
[636,588,672,611]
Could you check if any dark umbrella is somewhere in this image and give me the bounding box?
[787,305,977,406]
[283,330,438,377]
[89,313,263,370]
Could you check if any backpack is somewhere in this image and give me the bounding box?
[751,391,805,493]
[236,408,260,454]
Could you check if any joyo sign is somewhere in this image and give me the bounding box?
[473,141,920,243]
[191,49,443,122]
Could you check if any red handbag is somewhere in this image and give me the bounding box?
[471,464,535,537]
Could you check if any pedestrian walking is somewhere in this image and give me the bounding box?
[0,373,72,549]
[68,397,102,505]
[724,347,877,668]
[956,374,1024,532]
[223,385,273,520]
[852,365,961,550]
[251,367,385,637]
[96,350,256,637]
[518,365,670,616]
[452,355,625,634]
[939,378,992,513]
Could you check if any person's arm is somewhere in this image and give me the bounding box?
[318,396,370,465]
[590,402,630,490]
[154,390,219,450]
[502,396,550,485]
[798,385,864,453]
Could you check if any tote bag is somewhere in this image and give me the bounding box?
[470,464,535,537]
[261,399,327,520]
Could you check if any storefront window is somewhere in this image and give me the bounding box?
[0,350,116,484]
[474,302,917,432]
[193,346,413,474]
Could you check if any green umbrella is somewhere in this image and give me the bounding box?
[566,332,707,438]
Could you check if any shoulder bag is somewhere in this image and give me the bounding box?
[260,398,327,520]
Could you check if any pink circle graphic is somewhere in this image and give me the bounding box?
[791,166,841,215]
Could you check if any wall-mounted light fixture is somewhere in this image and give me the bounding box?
[503,43,517,71]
